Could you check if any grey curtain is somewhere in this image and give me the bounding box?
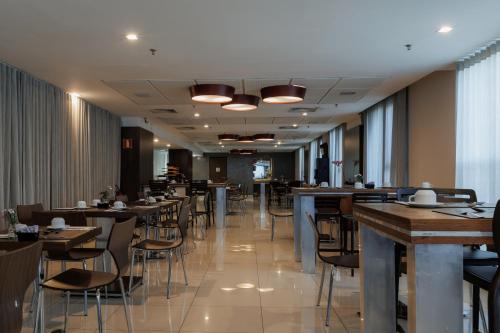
[0,62,121,211]
[362,88,408,187]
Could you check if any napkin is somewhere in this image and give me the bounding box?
[15,224,39,233]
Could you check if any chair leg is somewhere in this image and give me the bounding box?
[166,251,173,299]
[129,248,136,294]
[271,216,276,241]
[479,297,488,333]
[472,284,480,332]
[142,250,147,276]
[64,291,71,332]
[180,249,188,286]
[317,262,326,306]
[82,260,88,316]
[119,277,133,333]
[325,266,335,326]
[96,289,103,333]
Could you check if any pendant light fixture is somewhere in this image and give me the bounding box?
[261,84,306,104]
[240,149,257,155]
[237,136,255,143]
[189,84,235,104]
[253,133,275,141]
[218,134,239,141]
[221,94,260,111]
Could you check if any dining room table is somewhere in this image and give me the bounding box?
[353,202,495,333]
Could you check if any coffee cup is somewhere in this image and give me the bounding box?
[113,201,126,209]
[51,217,66,229]
[354,182,364,189]
[409,189,437,204]
[320,182,329,188]
[148,196,157,203]
[91,199,100,207]
[76,201,87,209]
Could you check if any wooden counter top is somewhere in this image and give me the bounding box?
[291,187,395,196]
[353,202,493,245]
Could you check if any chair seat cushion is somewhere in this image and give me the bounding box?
[323,254,359,268]
[46,248,105,261]
[133,239,181,251]
[42,268,116,291]
[464,265,497,290]
[463,248,499,266]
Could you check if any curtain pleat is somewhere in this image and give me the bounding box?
[329,124,345,187]
[0,61,121,211]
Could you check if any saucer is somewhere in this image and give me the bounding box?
[408,202,444,208]
[47,225,69,230]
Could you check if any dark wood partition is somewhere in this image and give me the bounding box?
[120,127,154,201]
[169,149,193,181]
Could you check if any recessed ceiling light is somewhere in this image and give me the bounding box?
[221,145,225,148]
[153,138,159,143]
[278,141,282,145]
[274,144,278,148]
[204,124,209,128]
[218,141,222,145]
[194,113,200,118]
[126,33,139,40]
[292,124,298,127]
[166,144,171,147]
[302,112,308,116]
[438,25,453,33]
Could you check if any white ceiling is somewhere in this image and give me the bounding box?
[1,0,500,152]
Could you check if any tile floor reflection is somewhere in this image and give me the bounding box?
[21,198,482,332]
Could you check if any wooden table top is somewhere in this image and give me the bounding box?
[0,226,102,252]
[292,187,395,196]
[50,201,177,218]
[353,203,493,245]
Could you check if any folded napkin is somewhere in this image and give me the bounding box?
[15,224,39,233]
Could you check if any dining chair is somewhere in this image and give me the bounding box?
[33,211,106,315]
[315,196,342,243]
[40,217,136,333]
[130,201,189,298]
[268,190,293,241]
[463,200,500,333]
[307,213,359,326]
[0,242,43,333]
[16,203,44,225]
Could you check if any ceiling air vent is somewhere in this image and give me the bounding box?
[134,92,151,98]
[288,107,318,113]
[175,126,196,131]
[339,91,356,96]
[278,125,299,130]
[150,108,177,114]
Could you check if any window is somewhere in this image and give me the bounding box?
[329,124,345,187]
[362,89,407,187]
[456,41,500,202]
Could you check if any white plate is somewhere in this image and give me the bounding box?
[47,225,69,230]
[407,202,445,208]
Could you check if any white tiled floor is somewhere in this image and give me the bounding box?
[21,198,485,332]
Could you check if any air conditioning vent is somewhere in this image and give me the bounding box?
[134,92,151,98]
[288,107,318,113]
[339,91,356,96]
[176,126,196,130]
[150,108,177,114]
[279,125,299,130]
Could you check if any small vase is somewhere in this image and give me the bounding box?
[8,224,16,239]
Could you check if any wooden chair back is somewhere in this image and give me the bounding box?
[16,203,44,225]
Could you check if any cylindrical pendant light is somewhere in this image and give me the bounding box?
[218,134,239,141]
[240,149,257,155]
[253,133,275,141]
[221,94,260,111]
[189,84,235,103]
[261,85,306,104]
[237,136,255,143]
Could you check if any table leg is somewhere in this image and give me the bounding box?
[299,196,315,274]
[359,225,396,333]
[406,244,463,333]
[216,187,226,229]
[293,194,301,261]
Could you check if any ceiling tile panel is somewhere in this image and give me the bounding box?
[320,88,369,104]
[103,80,170,105]
[335,77,386,89]
[149,80,195,105]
